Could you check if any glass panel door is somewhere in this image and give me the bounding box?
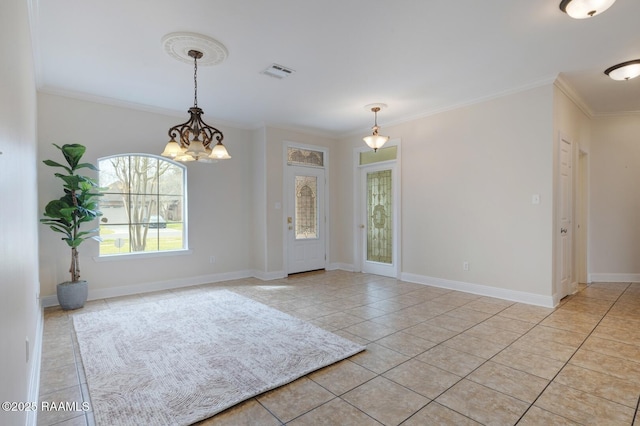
[295,175,318,239]
[287,165,325,274]
[367,170,392,264]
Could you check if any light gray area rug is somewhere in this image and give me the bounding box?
[72,289,365,426]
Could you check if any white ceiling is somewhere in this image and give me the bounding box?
[30,0,640,137]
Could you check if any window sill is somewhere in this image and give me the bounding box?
[93,249,192,262]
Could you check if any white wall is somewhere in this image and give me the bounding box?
[337,86,556,303]
[37,93,254,299]
[250,127,268,276]
[590,115,640,281]
[37,78,617,310]
[0,0,42,424]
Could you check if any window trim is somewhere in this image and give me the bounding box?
[97,153,188,258]
[93,248,192,262]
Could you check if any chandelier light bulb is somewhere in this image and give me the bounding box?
[161,140,183,158]
[210,141,232,160]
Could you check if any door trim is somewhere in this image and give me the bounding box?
[576,147,589,285]
[556,132,575,301]
[282,142,329,275]
[353,139,401,277]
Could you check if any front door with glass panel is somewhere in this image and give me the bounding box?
[287,165,326,274]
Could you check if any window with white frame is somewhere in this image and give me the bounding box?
[98,154,187,256]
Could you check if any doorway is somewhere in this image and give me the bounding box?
[576,149,589,284]
[557,134,575,299]
[285,146,327,275]
[354,143,401,278]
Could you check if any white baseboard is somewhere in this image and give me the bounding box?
[327,262,354,272]
[42,270,255,307]
[400,272,555,308]
[26,305,44,426]
[42,267,557,309]
[588,273,640,283]
[252,270,286,281]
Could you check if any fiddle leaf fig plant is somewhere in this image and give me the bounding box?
[41,143,103,283]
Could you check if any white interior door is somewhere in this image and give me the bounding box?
[287,165,326,274]
[558,136,573,297]
[360,162,399,278]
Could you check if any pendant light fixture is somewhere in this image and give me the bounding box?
[363,104,390,152]
[559,0,617,19]
[161,33,231,163]
[604,60,640,81]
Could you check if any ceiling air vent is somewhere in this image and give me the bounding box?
[261,63,295,79]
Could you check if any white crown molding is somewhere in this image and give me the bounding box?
[555,75,640,118]
[27,0,44,88]
[340,75,560,139]
[37,86,256,130]
[554,74,594,117]
[262,122,341,140]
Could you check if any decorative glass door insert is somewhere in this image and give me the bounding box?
[295,175,318,239]
[367,170,392,264]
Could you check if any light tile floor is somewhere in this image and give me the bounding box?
[38,271,640,425]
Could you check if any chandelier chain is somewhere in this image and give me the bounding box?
[193,54,198,108]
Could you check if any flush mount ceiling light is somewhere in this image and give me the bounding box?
[161,33,231,163]
[604,59,640,81]
[363,103,390,152]
[559,0,617,19]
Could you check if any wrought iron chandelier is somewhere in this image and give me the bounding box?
[161,49,231,163]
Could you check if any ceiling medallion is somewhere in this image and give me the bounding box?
[162,32,228,66]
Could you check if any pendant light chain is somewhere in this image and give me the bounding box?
[193,54,198,108]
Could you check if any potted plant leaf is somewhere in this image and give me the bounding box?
[41,143,102,310]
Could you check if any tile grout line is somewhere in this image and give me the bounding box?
[514,282,633,425]
[41,276,638,425]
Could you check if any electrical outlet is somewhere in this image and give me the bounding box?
[463,261,469,271]
[209,256,215,264]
